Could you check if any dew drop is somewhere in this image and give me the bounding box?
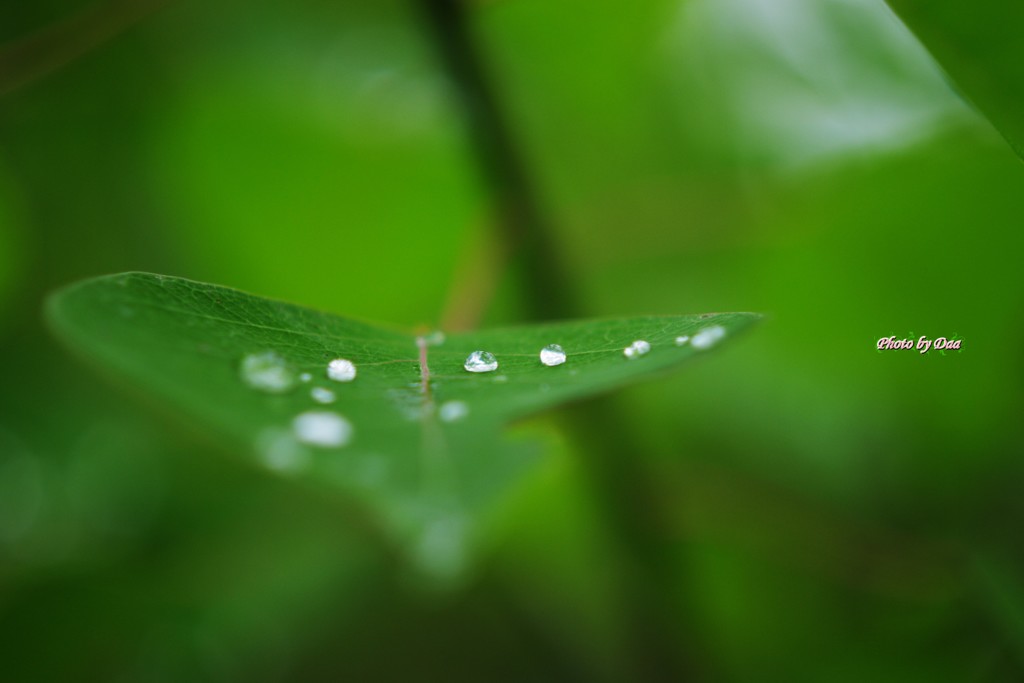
[675,335,690,346]
[292,411,352,448]
[439,400,469,423]
[299,372,312,383]
[240,351,297,394]
[388,388,426,421]
[623,340,651,359]
[257,429,310,473]
[464,350,498,373]
[691,325,726,350]
[310,386,336,404]
[539,344,566,367]
[326,358,357,382]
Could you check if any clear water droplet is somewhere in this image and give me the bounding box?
[388,388,426,421]
[326,358,357,382]
[691,325,726,350]
[292,411,352,448]
[299,372,312,383]
[675,335,690,346]
[539,344,566,366]
[623,340,651,359]
[240,351,297,394]
[464,350,498,373]
[439,400,469,423]
[257,429,310,473]
[310,386,336,404]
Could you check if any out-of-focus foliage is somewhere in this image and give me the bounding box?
[2,0,1023,681]
[887,0,1024,160]
[149,2,482,322]
[0,159,24,321]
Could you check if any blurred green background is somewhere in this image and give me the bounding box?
[2,0,1023,680]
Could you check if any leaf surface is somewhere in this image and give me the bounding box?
[47,272,759,576]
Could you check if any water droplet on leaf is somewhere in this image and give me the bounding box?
[257,429,310,473]
[623,340,651,359]
[388,387,426,421]
[311,386,336,404]
[439,400,469,422]
[326,358,357,382]
[240,351,297,394]
[292,411,352,448]
[691,325,726,350]
[675,335,690,346]
[539,344,566,366]
[464,350,498,373]
[299,372,312,383]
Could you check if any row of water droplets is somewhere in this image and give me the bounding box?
[464,343,567,373]
[463,324,728,372]
[241,322,729,465]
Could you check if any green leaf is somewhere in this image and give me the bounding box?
[886,0,1024,160]
[46,272,759,577]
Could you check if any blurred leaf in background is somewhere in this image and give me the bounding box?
[669,0,972,167]
[0,158,25,324]
[149,0,483,323]
[887,0,1024,160]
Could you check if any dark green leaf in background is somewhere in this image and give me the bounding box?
[47,272,759,578]
[886,0,1024,160]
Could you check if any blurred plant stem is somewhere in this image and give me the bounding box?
[440,215,507,332]
[417,0,578,324]
[417,1,697,679]
[0,0,169,96]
